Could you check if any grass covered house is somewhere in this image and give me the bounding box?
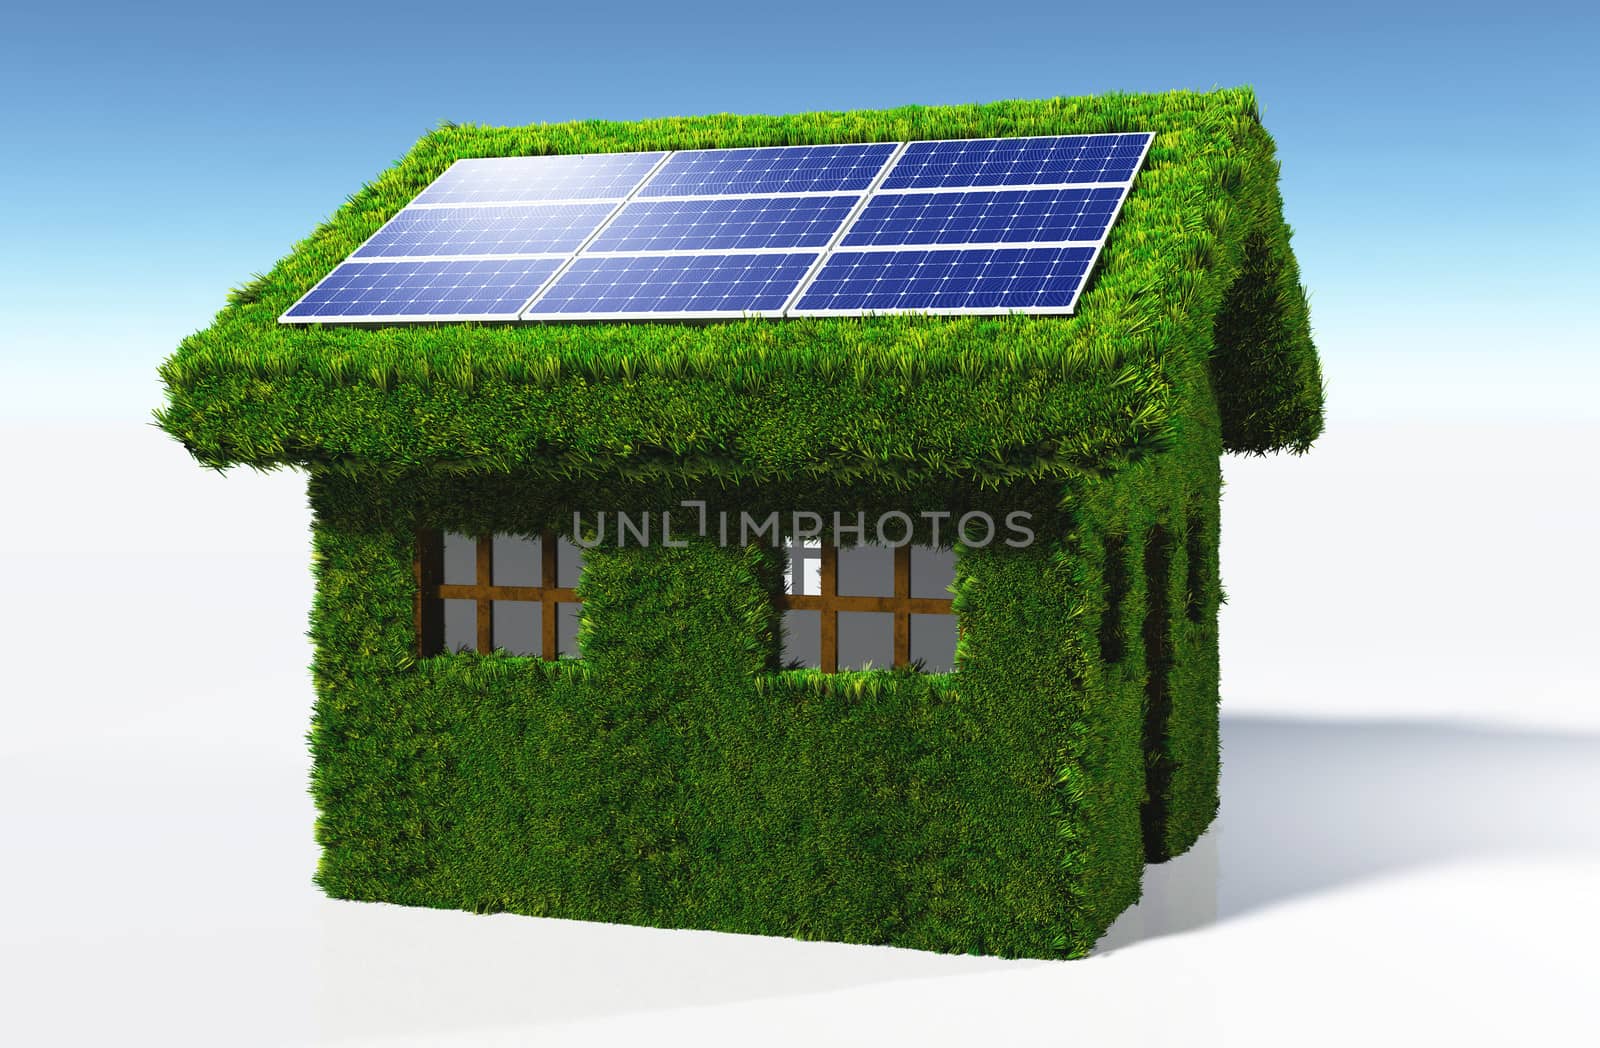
[157,87,1322,958]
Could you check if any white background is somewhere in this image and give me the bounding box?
[1,352,1597,1046]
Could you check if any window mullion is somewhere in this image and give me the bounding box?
[893,544,911,668]
[476,534,494,654]
[541,530,559,660]
[820,543,838,674]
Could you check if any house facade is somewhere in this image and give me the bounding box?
[160,88,1321,957]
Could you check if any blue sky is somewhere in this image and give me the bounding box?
[4,1,1594,420]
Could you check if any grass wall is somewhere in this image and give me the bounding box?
[307,430,1217,958]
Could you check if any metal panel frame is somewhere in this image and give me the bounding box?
[634,142,900,199]
[876,132,1154,191]
[581,193,863,254]
[839,185,1129,248]
[409,152,669,207]
[873,179,1132,196]
[348,201,621,261]
[521,250,823,322]
[785,245,1100,318]
[278,258,571,325]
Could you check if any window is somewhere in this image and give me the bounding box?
[414,529,584,658]
[1141,525,1174,853]
[776,541,957,672]
[1099,534,1130,664]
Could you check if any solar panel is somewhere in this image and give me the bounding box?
[352,203,616,259]
[840,187,1127,248]
[637,143,897,198]
[788,133,1152,316]
[412,152,668,206]
[880,133,1151,190]
[586,194,860,253]
[282,258,565,321]
[523,252,818,319]
[790,247,1097,314]
[282,131,1151,324]
[282,153,671,322]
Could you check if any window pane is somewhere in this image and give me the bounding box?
[781,609,821,668]
[444,598,477,653]
[557,602,581,657]
[838,611,892,670]
[493,534,541,587]
[493,600,541,656]
[556,537,584,589]
[443,532,477,585]
[911,613,958,673]
[910,545,956,599]
[784,539,822,596]
[837,544,894,597]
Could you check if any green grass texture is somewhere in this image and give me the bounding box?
[157,87,1322,482]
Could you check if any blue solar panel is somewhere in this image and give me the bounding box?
[841,186,1126,248]
[791,246,1097,314]
[638,143,897,198]
[411,152,667,205]
[284,132,1151,324]
[881,133,1152,190]
[282,258,563,321]
[524,252,818,317]
[352,203,616,258]
[587,195,859,253]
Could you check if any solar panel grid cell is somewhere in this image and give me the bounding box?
[588,195,859,253]
[793,247,1096,313]
[525,252,818,317]
[283,258,564,320]
[880,133,1150,190]
[639,143,898,197]
[841,187,1126,247]
[353,203,616,258]
[412,152,667,206]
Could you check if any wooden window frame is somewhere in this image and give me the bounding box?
[776,543,955,673]
[414,529,580,659]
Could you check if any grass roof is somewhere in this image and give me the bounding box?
[156,87,1322,484]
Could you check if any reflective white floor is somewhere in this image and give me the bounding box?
[3,420,1599,1046]
[4,694,1594,1047]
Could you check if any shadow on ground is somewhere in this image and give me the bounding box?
[1097,715,1600,953]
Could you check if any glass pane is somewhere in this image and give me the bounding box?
[443,532,477,585]
[443,598,477,653]
[493,601,541,656]
[781,609,821,668]
[910,613,958,673]
[838,611,892,670]
[557,602,582,657]
[784,539,822,595]
[556,537,584,589]
[493,533,541,587]
[837,544,894,597]
[910,544,956,599]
